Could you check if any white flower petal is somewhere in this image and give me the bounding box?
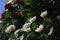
[40,11,47,17]
[5,9,8,12]
[48,27,53,35]
[13,4,18,7]
[35,28,40,32]
[39,24,44,29]
[29,16,36,23]
[5,25,16,33]
[22,23,31,32]
[0,20,2,23]
[35,24,44,32]
[8,38,12,40]
[20,35,24,40]
[56,15,60,20]
[14,29,22,35]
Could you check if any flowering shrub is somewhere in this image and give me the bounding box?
[1,0,60,40]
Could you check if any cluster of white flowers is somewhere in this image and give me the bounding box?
[4,11,48,34]
[21,16,45,32]
[6,0,13,4]
[35,24,44,32]
[40,11,47,18]
[5,25,16,33]
[29,16,36,23]
[22,22,31,32]
[20,16,37,32]
[5,16,37,33]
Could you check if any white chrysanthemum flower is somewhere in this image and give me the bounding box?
[40,11,47,18]
[22,23,31,32]
[14,29,22,35]
[48,27,53,35]
[5,25,16,33]
[6,0,13,4]
[29,16,36,23]
[35,24,44,32]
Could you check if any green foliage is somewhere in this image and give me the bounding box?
[11,19,17,24]
[1,0,60,40]
[32,23,39,29]
[23,0,32,5]
[4,12,11,18]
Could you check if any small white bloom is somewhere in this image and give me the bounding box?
[0,20,2,23]
[40,11,47,17]
[22,23,31,32]
[8,38,12,40]
[6,0,13,4]
[20,35,24,40]
[39,24,44,29]
[35,24,44,32]
[5,25,16,33]
[56,15,60,20]
[14,29,22,35]
[48,27,53,35]
[29,16,36,23]
[8,38,14,40]
[5,9,8,12]
[13,4,18,7]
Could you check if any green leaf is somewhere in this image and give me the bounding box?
[4,12,11,18]
[32,23,39,29]
[23,0,32,5]
[27,13,31,17]
[44,17,49,22]
[20,5,25,11]
[11,19,17,24]
[2,23,9,30]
